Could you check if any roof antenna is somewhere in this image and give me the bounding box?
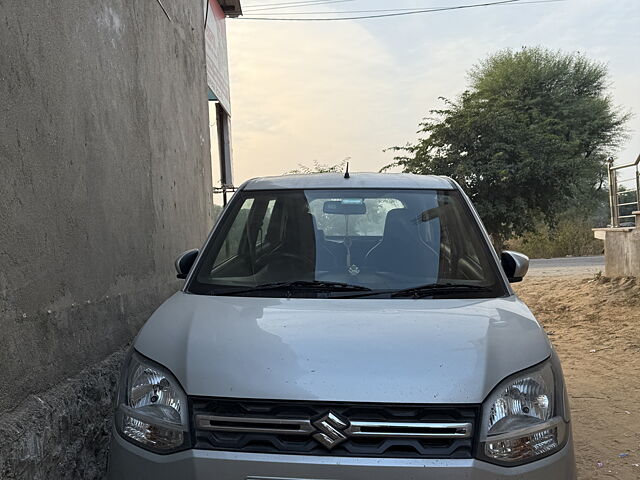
[344,162,350,179]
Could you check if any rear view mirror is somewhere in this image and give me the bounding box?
[323,200,366,215]
[175,249,199,279]
[501,251,529,283]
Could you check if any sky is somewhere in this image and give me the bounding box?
[221,0,640,186]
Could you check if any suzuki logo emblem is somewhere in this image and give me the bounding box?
[312,412,349,449]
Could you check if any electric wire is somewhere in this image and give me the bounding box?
[243,0,356,12]
[244,0,563,16]
[243,0,350,6]
[237,0,560,21]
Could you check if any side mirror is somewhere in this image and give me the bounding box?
[175,249,199,279]
[501,250,529,283]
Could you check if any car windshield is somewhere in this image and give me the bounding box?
[188,188,507,298]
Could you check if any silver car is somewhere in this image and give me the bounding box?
[107,173,576,479]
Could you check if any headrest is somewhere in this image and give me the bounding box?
[282,211,315,245]
[383,208,417,238]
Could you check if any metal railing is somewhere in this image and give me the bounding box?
[213,183,237,205]
[607,154,640,227]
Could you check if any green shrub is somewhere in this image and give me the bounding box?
[507,218,603,258]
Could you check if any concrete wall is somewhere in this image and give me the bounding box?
[0,349,126,480]
[594,212,640,277]
[603,228,640,277]
[0,0,214,475]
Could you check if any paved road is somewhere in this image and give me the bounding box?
[527,255,605,277]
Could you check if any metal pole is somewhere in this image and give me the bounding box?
[607,157,617,227]
[216,103,234,206]
[636,162,640,217]
[612,169,619,227]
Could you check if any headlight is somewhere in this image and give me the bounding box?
[115,350,190,453]
[478,355,570,466]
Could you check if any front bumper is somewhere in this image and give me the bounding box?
[107,429,576,480]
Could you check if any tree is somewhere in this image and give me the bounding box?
[287,158,349,175]
[386,47,629,246]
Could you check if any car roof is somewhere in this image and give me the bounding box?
[242,173,456,191]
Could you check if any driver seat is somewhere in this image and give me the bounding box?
[365,208,437,276]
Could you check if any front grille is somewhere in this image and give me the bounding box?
[191,397,479,458]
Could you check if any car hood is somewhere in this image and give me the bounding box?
[135,292,551,404]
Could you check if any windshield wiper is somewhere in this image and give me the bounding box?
[218,280,372,296]
[390,283,493,298]
[337,283,493,299]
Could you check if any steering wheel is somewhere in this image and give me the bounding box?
[260,252,315,273]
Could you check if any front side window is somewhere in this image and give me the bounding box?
[189,189,506,298]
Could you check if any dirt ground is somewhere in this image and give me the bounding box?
[513,275,640,479]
